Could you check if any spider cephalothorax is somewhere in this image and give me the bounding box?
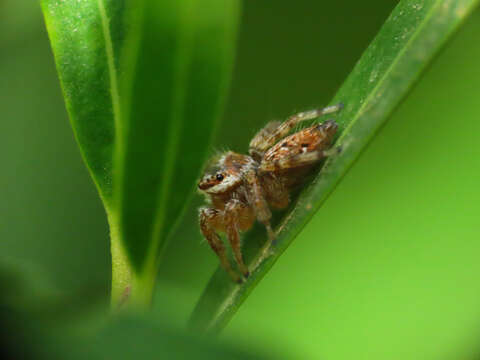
[198,152,252,194]
[198,104,342,282]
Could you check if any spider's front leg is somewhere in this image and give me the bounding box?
[249,103,343,157]
[199,207,241,283]
[224,199,254,278]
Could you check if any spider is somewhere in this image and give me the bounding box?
[198,103,343,282]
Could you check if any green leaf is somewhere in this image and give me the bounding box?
[41,0,127,304]
[115,0,241,305]
[188,0,479,332]
[41,0,241,307]
[41,0,124,209]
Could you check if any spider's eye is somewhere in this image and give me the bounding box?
[216,173,224,181]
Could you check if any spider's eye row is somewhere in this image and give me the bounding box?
[216,173,224,181]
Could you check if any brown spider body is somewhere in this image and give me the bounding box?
[198,104,342,282]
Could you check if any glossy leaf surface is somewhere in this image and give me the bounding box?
[41,0,126,208]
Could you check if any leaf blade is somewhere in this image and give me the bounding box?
[41,0,123,209]
[114,0,241,287]
[189,0,479,332]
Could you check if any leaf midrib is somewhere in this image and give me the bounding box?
[97,0,122,138]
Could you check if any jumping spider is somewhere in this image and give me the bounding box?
[198,104,343,282]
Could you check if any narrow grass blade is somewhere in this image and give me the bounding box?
[189,0,479,332]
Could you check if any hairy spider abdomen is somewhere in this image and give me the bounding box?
[263,120,338,164]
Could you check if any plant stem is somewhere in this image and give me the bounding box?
[109,210,133,309]
[129,267,157,308]
[110,210,158,309]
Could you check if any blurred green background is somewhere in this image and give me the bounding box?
[2,0,480,359]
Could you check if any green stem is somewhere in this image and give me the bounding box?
[109,210,158,309]
[130,267,157,308]
[109,210,133,308]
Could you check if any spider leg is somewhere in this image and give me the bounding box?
[224,199,251,278]
[249,103,343,157]
[263,174,290,210]
[259,148,334,173]
[244,169,275,244]
[248,121,281,161]
[199,207,241,283]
